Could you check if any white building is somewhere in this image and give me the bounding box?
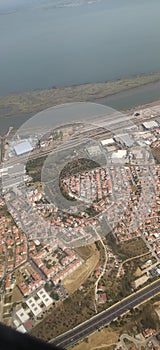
[14,140,33,156]
[142,121,158,130]
[17,325,27,333]
[26,297,42,317]
[37,288,53,307]
[111,150,127,163]
[101,138,115,146]
[16,308,30,323]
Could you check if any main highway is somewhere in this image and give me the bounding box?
[51,280,160,349]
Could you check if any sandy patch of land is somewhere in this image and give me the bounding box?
[63,244,99,294]
[12,286,23,303]
[152,146,160,164]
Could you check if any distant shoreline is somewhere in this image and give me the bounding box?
[0,72,160,119]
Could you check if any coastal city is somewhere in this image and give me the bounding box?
[0,102,160,348]
[1,0,160,349]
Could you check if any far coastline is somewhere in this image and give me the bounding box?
[0,72,160,119]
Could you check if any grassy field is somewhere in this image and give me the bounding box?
[12,286,23,303]
[71,326,119,350]
[74,244,99,261]
[1,73,160,117]
[106,234,149,261]
[63,244,100,294]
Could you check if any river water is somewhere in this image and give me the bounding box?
[1,0,160,133]
[1,0,160,96]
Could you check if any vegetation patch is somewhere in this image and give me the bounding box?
[106,234,149,261]
[152,146,160,164]
[26,156,47,183]
[63,243,100,294]
[59,158,100,179]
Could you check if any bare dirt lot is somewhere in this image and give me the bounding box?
[152,147,160,163]
[63,244,100,294]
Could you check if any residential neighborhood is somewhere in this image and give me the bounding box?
[0,103,160,342]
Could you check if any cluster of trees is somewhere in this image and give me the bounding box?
[50,291,59,301]
[59,158,100,180]
[26,156,47,183]
[52,130,63,141]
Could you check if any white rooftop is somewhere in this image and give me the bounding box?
[17,325,27,334]
[16,308,29,323]
[112,150,127,159]
[37,288,53,307]
[34,239,41,246]
[101,138,114,146]
[26,297,42,316]
[142,120,158,129]
[14,140,33,156]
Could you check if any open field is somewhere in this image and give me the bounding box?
[152,146,160,163]
[64,244,100,294]
[71,326,119,350]
[1,73,160,118]
[75,244,99,261]
[12,286,23,303]
[106,235,149,261]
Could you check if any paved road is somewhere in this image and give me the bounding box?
[51,280,160,349]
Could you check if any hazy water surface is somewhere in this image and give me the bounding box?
[1,0,160,96]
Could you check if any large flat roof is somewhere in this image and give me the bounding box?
[101,138,114,146]
[142,120,158,129]
[26,297,42,316]
[16,308,29,323]
[14,140,33,156]
[114,134,134,147]
[37,288,53,307]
